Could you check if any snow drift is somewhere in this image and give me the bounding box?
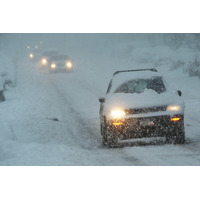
[0,52,17,89]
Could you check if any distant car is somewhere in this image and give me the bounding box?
[28,49,42,62]
[49,55,73,73]
[99,69,185,147]
[39,50,58,67]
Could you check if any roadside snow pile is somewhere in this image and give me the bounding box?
[183,55,200,78]
[0,53,17,88]
[105,41,200,79]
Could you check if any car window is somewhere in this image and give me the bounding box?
[115,77,166,94]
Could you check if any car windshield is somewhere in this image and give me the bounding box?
[50,55,69,61]
[115,77,166,94]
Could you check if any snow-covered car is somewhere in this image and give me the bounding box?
[48,55,73,73]
[28,49,42,62]
[99,68,185,147]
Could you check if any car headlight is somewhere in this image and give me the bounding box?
[29,53,34,58]
[166,105,182,111]
[66,61,72,69]
[42,58,47,65]
[111,109,126,118]
[51,63,56,68]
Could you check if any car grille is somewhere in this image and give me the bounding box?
[125,105,167,115]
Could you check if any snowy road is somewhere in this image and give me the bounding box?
[39,69,147,165]
[1,55,200,166]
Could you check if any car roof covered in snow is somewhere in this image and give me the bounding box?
[107,69,164,94]
[113,68,157,76]
[50,55,70,61]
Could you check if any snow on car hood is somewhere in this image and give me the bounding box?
[103,89,185,115]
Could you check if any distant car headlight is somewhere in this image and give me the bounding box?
[42,58,47,65]
[29,53,34,58]
[111,109,126,118]
[51,63,56,68]
[66,61,73,69]
[166,105,182,111]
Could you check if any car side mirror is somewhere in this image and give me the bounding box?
[177,90,182,96]
[99,97,105,103]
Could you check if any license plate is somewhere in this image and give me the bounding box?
[140,118,155,126]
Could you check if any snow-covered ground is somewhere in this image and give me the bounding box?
[0,37,200,165]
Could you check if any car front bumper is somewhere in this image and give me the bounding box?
[105,114,184,140]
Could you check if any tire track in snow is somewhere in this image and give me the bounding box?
[47,74,147,166]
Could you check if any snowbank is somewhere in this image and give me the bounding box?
[108,42,200,79]
[0,53,17,88]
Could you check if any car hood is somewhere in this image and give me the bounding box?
[103,90,185,115]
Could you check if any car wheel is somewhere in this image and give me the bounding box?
[102,134,108,146]
[101,125,108,146]
[166,122,185,144]
[174,128,185,144]
[105,129,118,148]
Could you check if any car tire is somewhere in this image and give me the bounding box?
[101,128,118,148]
[100,117,118,148]
[174,128,185,144]
[166,122,185,144]
[102,135,108,146]
[105,129,118,148]
[101,125,108,146]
